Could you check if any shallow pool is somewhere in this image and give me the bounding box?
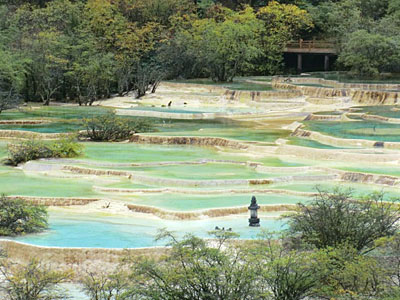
[12,212,286,248]
[304,120,400,142]
[120,193,310,211]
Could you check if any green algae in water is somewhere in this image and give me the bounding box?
[270,182,400,200]
[0,105,112,120]
[120,193,311,211]
[23,106,112,119]
[308,72,400,84]
[95,163,270,180]
[128,106,261,114]
[304,120,400,142]
[150,116,290,143]
[82,143,233,163]
[0,141,8,159]
[0,106,113,133]
[168,78,273,91]
[0,169,98,197]
[337,166,400,178]
[287,137,348,149]
[352,105,400,119]
[81,143,307,168]
[0,122,83,133]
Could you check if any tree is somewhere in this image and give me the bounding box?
[251,233,325,300]
[0,258,72,300]
[287,188,400,252]
[128,229,259,299]
[307,0,362,41]
[256,1,313,74]
[71,50,116,105]
[31,31,68,105]
[156,30,206,79]
[314,245,389,299]
[6,137,83,166]
[180,6,263,82]
[82,271,130,300]
[337,30,400,75]
[375,233,400,294]
[116,0,195,27]
[0,49,25,113]
[132,61,164,98]
[0,196,48,236]
[0,77,21,114]
[83,112,154,142]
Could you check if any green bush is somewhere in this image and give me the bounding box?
[5,136,83,166]
[287,188,400,252]
[0,196,48,236]
[83,112,154,142]
[0,258,72,299]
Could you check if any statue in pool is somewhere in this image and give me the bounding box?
[248,196,260,227]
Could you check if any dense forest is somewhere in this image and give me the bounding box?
[0,0,400,106]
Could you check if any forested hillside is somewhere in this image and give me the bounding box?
[1,0,399,105]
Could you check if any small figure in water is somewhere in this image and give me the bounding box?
[168,101,172,107]
[215,226,220,230]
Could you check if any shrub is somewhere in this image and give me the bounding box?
[0,258,72,299]
[5,136,83,166]
[82,271,130,300]
[338,30,400,76]
[0,196,48,236]
[128,230,260,300]
[47,136,84,158]
[287,188,400,252]
[83,112,154,142]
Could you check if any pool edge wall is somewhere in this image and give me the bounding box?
[0,240,168,279]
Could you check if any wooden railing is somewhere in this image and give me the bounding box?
[286,39,336,50]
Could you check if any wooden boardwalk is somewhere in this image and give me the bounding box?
[284,40,337,72]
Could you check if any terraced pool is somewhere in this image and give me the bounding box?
[3,79,400,249]
[12,212,286,248]
[304,120,400,142]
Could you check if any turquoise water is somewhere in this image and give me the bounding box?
[307,72,400,84]
[287,137,347,149]
[0,141,7,158]
[1,106,112,119]
[113,163,269,180]
[4,94,400,250]
[82,143,247,163]
[0,169,98,197]
[128,106,261,114]
[0,106,111,133]
[82,144,308,168]
[337,166,400,177]
[169,78,273,91]
[0,111,290,143]
[0,122,82,133]
[353,106,400,119]
[150,122,290,142]
[12,213,286,248]
[304,120,400,142]
[121,193,310,211]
